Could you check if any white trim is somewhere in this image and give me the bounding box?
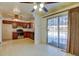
[46,11,68,19]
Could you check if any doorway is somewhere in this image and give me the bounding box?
[47,14,68,50]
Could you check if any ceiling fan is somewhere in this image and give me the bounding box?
[20,2,57,12]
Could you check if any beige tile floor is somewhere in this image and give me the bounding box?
[0,38,72,56]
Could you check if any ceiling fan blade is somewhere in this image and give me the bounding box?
[42,7,48,12]
[31,9,35,12]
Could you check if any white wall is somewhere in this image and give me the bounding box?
[41,18,47,44]
[33,13,47,44]
[0,15,3,44]
[13,27,34,32]
[34,14,42,44]
[0,19,2,43]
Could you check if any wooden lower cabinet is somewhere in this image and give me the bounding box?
[24,32,34,40]
[13,31,34,40]
[12,32,18,39]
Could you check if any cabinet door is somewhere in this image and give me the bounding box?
[30,32,34,40]
[13,32,18,39]
[24,32,34,39]
[26,32,30,38]
[24,32,27,38]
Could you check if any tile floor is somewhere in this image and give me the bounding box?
[0,38,72,56]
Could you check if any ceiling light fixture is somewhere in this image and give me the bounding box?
[34,5,37,10]
[40,3,44,8]
[32,2,48,12]
[39,8,42,11]
[33,2,37,10]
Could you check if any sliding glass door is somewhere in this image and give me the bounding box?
[59,15,68,49]
[48,14,68,50]
[48,17,58,47]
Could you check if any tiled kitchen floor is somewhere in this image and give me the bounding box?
[0,38,72,56]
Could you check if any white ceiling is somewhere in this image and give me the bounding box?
[0,2,61,21]
[0,2,34,21]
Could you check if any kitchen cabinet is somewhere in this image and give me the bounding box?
[3,20,34,40]
[13,32,18,39]
[24,31,34,40]
[3,20,33,29]
[13,31,34,40]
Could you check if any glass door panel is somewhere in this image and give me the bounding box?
[59,15,68,49]
[48,17,58,47]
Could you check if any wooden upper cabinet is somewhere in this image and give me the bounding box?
[3,20,33,28]
[3,20,12,24]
